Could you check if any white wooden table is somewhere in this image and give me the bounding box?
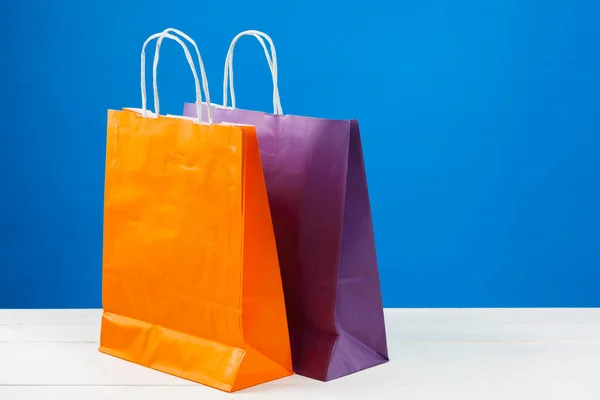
[1,309,599,399]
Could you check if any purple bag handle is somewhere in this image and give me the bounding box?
[223,30,283,115]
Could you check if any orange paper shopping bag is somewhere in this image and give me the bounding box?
[99,28,293,392]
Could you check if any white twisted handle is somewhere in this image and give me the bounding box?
[140,28,213,124]
[223,30,282,115]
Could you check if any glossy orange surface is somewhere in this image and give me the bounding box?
[100,110,292,392]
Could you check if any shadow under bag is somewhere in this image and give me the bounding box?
[183,30,388,381]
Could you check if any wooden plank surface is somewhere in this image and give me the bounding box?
[1,309,599,399]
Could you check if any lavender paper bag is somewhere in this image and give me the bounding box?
[184,30,388,381]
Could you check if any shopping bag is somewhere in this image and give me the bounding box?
[100,28,293,392]
[183,30,388,381]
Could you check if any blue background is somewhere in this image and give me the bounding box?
[1,0,599,308]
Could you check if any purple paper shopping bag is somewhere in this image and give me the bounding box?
[184,30,388,381]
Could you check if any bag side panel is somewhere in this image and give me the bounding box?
[327,121,389,380]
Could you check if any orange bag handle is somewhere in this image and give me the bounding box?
[140,28,213,124]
